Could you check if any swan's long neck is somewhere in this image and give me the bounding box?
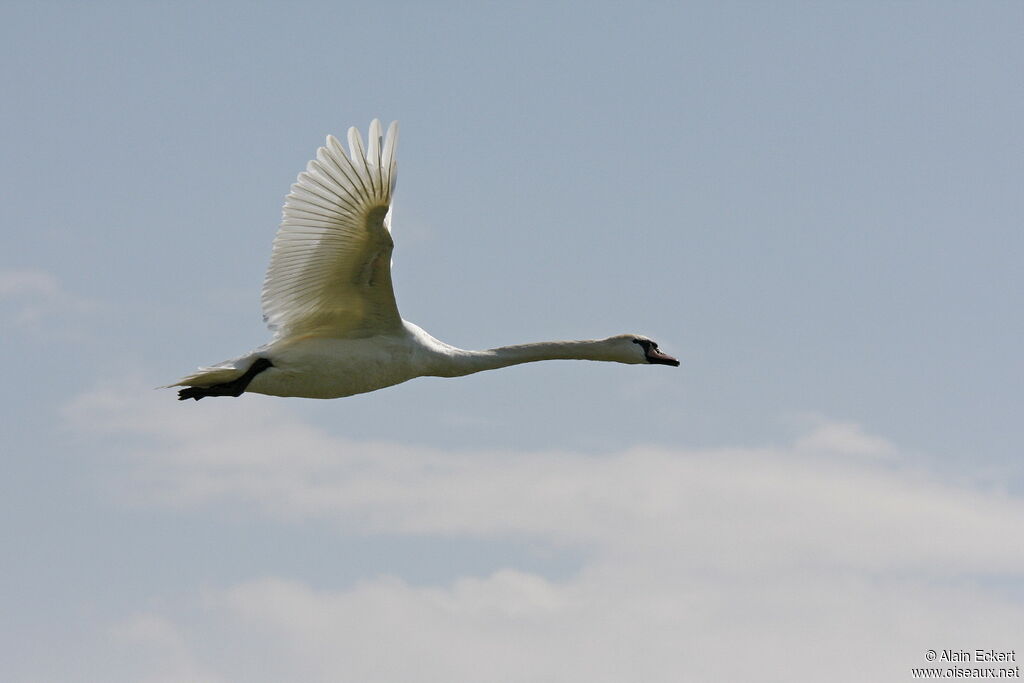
[431,339,623,378]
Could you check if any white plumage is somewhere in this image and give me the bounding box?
[172,120,678,401]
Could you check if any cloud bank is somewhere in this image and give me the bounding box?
[66,384,1024,682]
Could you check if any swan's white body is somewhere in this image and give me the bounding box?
[172,120,678,400]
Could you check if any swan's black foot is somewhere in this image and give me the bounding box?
[177,384,244,400]
[177,358,274,401]
[178,386,212,401]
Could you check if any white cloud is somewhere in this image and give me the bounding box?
[106,615,225,683]
[793,416,898,458]
[0,267,95,329]
[0,268,63,298]
[66,383,1024,682]
[100,568,1022,683]
[67,384,1024,575]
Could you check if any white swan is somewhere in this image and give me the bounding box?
[172,120,678,400]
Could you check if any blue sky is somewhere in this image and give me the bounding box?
[3,2,1023,681]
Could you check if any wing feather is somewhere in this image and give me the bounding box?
[261,119,401,338]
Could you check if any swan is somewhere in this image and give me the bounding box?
[171,120,678,400]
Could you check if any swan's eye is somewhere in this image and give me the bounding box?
[632,338,654,353]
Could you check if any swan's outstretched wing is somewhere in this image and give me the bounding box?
[261,119,401,339]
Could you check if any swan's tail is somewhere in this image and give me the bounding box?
[169,366,246,388]
[167,365,245,401]
[164,357,273,400]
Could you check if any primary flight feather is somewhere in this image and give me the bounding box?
[172,120,678,400]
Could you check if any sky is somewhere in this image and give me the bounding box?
[2,1,1023,681]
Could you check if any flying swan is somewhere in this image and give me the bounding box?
[171,120,678,400]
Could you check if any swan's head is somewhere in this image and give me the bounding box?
[606,335,680,366]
